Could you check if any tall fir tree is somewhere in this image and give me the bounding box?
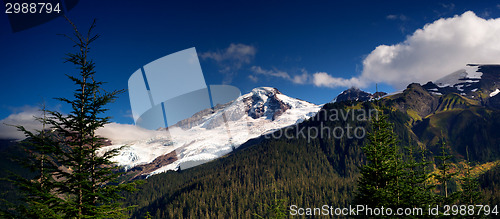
[399,143,435,210]
[356,110,437,213]
[355,112,404,208]
[1,105,63,218]
[2,18,141,218]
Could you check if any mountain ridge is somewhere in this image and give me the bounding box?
[333,87,387,103]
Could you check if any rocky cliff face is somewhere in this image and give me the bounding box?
[244,88,291,120]
[333,87,387,103]
[126,151,177,179]
[386,83,440,118]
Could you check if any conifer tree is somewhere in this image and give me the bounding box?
[1,106,63,218]
[355,112,403,208]
[2,18,141,218]
[355,111,438,212]
[399,144,435,210]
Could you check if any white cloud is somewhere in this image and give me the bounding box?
[292,70,309,84]
[312,72,364,88]
[201,43,256,83]
[360,11,500,89]
[0,106,42,140]
[96,123,162,145]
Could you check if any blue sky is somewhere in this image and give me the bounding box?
[1,0,500,132]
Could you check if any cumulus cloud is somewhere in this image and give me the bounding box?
[312,72,365,88]
[360,11,500,89]
[0,106,43,140]
[201,43,256,83]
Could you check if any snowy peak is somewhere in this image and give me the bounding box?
[200,87,314,129]
[249,86,281,96]
[244,87,291,120]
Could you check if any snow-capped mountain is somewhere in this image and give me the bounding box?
[99,87,320,178]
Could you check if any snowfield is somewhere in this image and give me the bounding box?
[435,66,481,89]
